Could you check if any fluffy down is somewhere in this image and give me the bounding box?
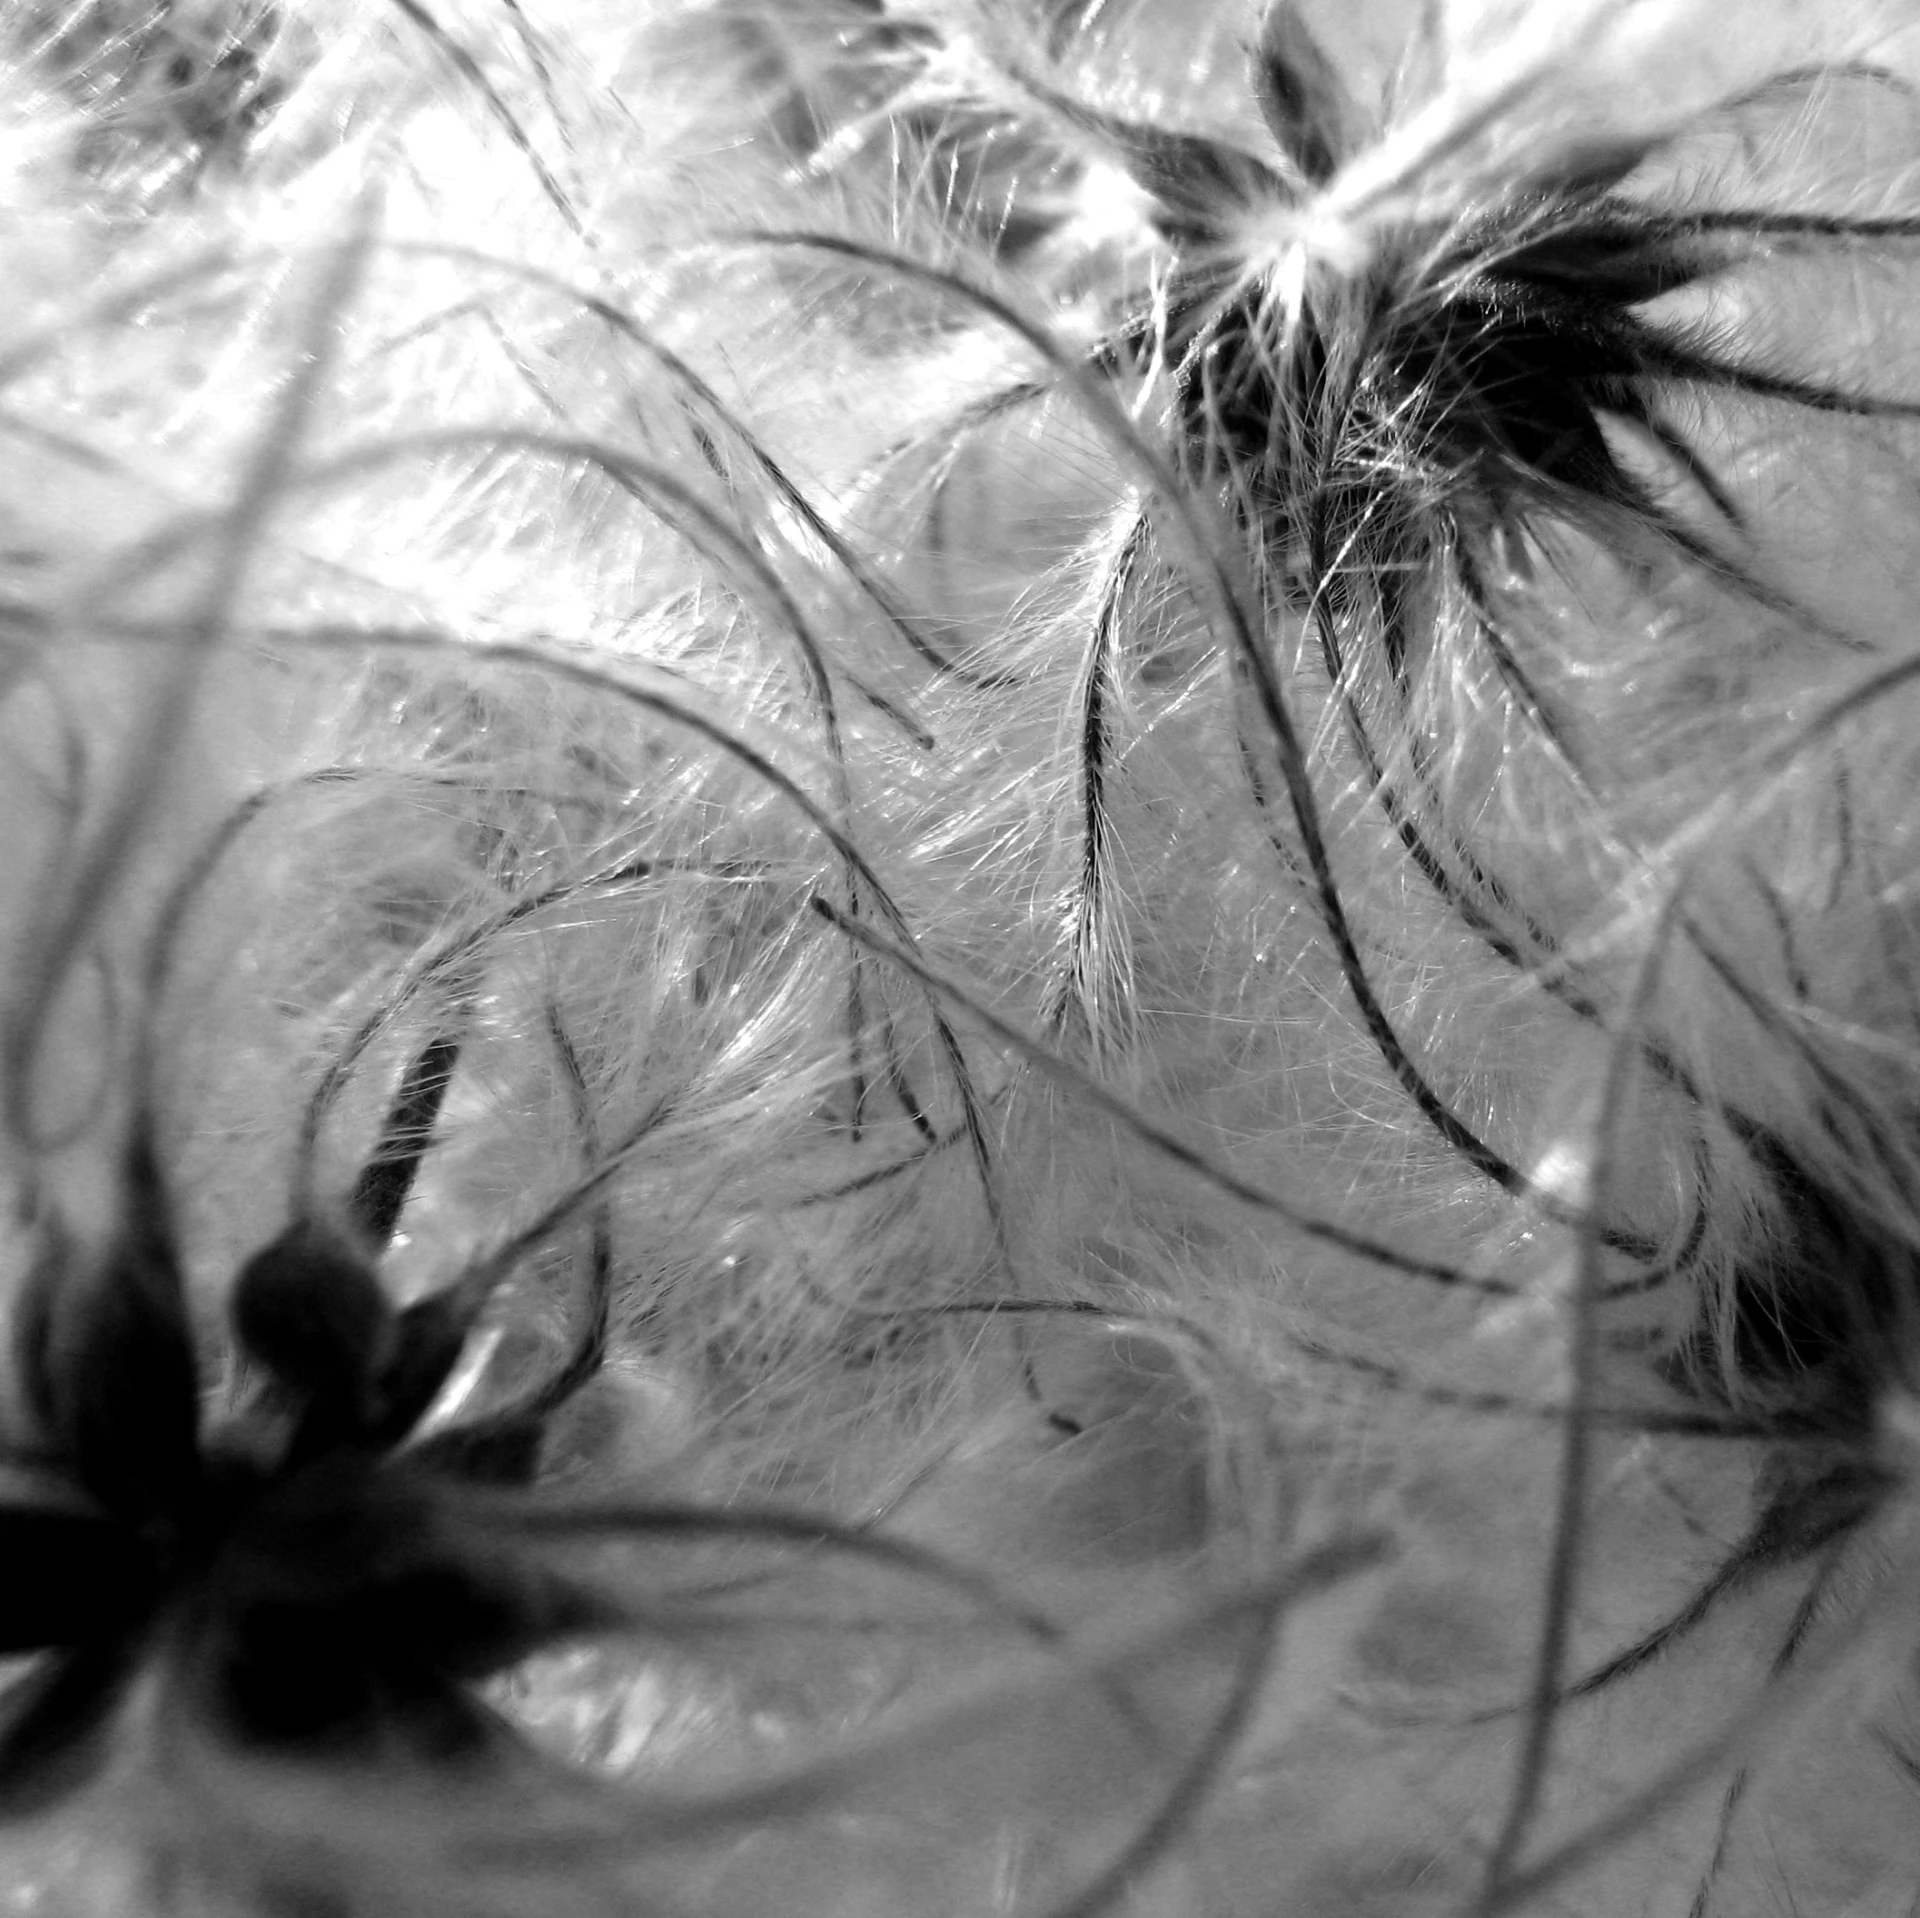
[1,1,1919,1914]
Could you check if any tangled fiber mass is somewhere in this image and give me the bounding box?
[3,0,1920,1912]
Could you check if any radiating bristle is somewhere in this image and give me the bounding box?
[4,2,1920,1914]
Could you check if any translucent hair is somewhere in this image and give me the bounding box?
[2,0,1920,1913]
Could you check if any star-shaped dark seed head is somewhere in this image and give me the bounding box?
[0,1187,595,1798]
